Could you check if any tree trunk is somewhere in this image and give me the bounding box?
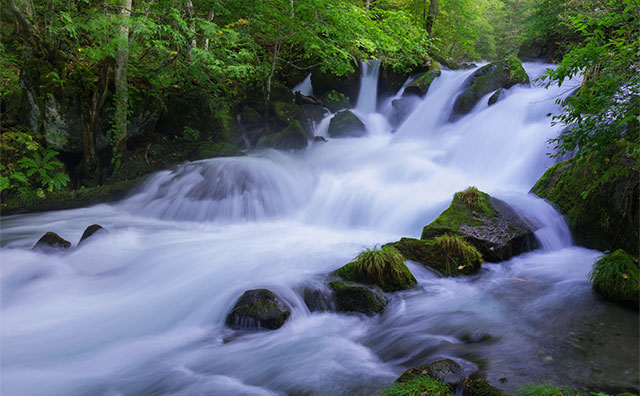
[113,0,132,156]
[204,9,214,50]
[425,0,438,35]
[185,0,197,50]
[265,35,281,121]
[81,65,110,178]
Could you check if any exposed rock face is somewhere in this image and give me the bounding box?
[320,90,351,113]
[389,236,483,276]
[79,224,106,245]
[328,110,366,138]
[403,70,442,97]
[449,57,529,121]
[225,289,291,330]
[421,188,538,262]
[328,281,387,315]
[257,120,309,150]
[590,249,639,309]
[396,359,466,388]
[32,232,72,251]
[531,146,639,254]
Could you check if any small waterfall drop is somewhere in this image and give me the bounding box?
[292,73,314,97]
[355,59,381,114]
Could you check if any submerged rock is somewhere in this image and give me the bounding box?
[328,110,366,138]
[78,224,106,245]
[225,289,291,330]
[391,96,420,127]
[320,90,351,113]
[334,246,416,292]
[328,281,387,315]
[590,249,639,309]
[396,358,466,388]
[389,236,483,276]
[32,232,72,251]
[487,88,504,106]
[303,286,334,312]
[403,69,442,97]
[450,57,529,120]
[257,120,309,150]
[531,145,639,254]
[420,187,538,262]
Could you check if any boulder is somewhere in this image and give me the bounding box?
[465,374,508,396]
[380,372,450,396]
[225,289,291,330]
[311,69,359,103]
[270,101,326,136]
[78,224,106,245]
[303,286,334,312]
[334,246,416,292]
[391,96,421,127]
[320,90,351,113]
[294,91,322,106]
[328,281,387,315]
[328,110,366,138]
[389,236,483,276]
[32,232,72,251]
[421,187,538,262]
[590,249,639,309]
[449,57,529,121]
[396,359,466,389]
[257,120,309,150]
[403,70,442,97]
[487,88,504,106]
[239,106,264,130]
[379,65,413,96]
[531,145,639,254]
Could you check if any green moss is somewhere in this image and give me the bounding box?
[378,375,452,396]
[404,70,442,96]
[466,375,506,396]
[390,236,483,276]
[335,246,417,291]
[320,90,350,113]
[328,280,387,315]
[590,249,639,308]
[422,187,497,239]
[198,142,242,159]
[271,101,299,123]
[531,144,639,254]
[517,384,584,396]
[504,55,530,86]
[256,120,308,150]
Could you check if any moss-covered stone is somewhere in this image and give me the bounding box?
[239,106,264,129]
[396,359,465,389]
[272,101,299,124]
[225,289,291,330]
[450,56,529,120]
[197,142,243,159]
[487,88,504,106]
[590,249,639,309]
[465,375,508,396]
[334,246,417,292]
[404,70,442,97]
[378,374,452,396]
[531,147,639,255]
[257,120,309,150]
[421,187,538,262]
[328,110,366,138]
[320,90,351,113]
[328,280,387,315]
[389,236,483,276]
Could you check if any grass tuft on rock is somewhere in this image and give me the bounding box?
[336,246,417,291]
[517,384,584,396]
[458,186,483,211]
[433,234,484,276]
[378,375,452,396]
[590,249,639,308]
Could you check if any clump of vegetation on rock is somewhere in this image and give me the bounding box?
[378,374,451,396]
[517,384,584,396]
[433,234,484,276]
[328,280,388,315]
[590,249,639,309]
[390,237,483,276]
[335,246,416,291]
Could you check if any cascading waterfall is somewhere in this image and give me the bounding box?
[1,62,637,396]
[292,72,314,97]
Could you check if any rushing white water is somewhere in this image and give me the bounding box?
[1,63,637,396]
[292,73,314,97]
[356,59,381,114]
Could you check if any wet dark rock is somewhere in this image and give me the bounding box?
[313,136,328,143]
[311,69,359,103]
[328,281,387,315]
[78,224,106,245]
[225,289,291,330]
[450,57,529,121]
[487,88,504,106]
[270,101,325,137]
[320,90,351,113]
[33,232,72,251]
[257,120,309,150]
[303,286,334,312]
[421,187,538,262]
[294,91,322,106]
[239,106,264,129]
[465,374,508,396]
[403,70,442,97]
[391,96,420,127]
[396,358,466,388]
[328,110,366,138]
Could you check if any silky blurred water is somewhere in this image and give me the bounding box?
[1,63,637,396]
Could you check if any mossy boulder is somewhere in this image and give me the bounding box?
[465,374,508,396]
[590,249,639,309]
[396,359,466,389]
[303,286,334,312]
[531,147,639,254]
[239,106,264,129]
[320,90,351,113]
[328,281,387,315]
[334,246,417,292]
[78,224,106,245]
[270,101,325,136]
[421,188,538,262]
[257,120,309,150]
[487,88,504,106]
[390,96,421,127]
[271,101,299,124]
[389,236,483,276]
[378,373,451,396]
[310,69,359,103]
[196,142,243,159]
[225,289,291,330]
[450,57,529,120]
[328,110,366,138]
[403,70,442,97]
[32,232,72,251]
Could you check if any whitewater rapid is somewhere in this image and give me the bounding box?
[1,63,637,396]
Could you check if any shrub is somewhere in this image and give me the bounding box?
[590,249,639,308]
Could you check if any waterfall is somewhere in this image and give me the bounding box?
[355,59,381,114]
[2,62,636,396]
[292,73,314,97]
